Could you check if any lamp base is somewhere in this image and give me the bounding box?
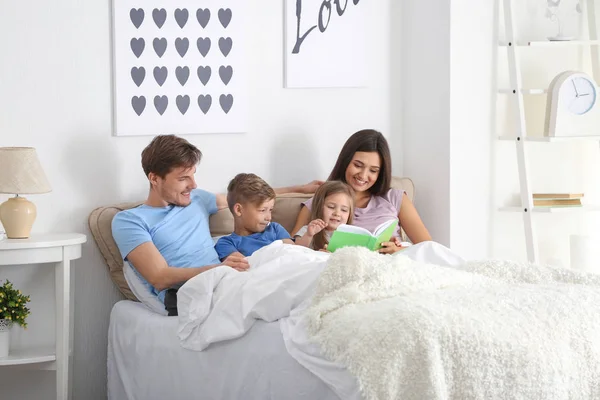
[0,196,37,239]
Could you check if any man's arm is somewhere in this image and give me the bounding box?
[127,242,249,291]
[216,193,229,210]
[127,242,218,291]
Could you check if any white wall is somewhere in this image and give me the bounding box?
[449,1,495,258]
[400,0,495,260]
[400,0,452,246]
[0,1,393,398]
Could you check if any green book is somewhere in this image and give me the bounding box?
[328,219,399,252]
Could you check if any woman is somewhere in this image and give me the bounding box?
[291,129,432,254]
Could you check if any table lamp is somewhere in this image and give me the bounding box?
[0,147,52,238]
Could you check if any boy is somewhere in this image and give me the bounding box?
[215,173,294,261]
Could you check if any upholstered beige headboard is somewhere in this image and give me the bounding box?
[88,177,415,301]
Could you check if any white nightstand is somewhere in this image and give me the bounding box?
[0,233,86,400]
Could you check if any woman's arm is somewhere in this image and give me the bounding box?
[398,193,432,243]
[274,180,324,195]
[215,181,323,211]
[290,206,311,236]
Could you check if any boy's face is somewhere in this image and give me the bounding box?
[235,198,275,234]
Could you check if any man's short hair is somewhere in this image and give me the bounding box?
[141,135,202,179]
[226,173,276,213]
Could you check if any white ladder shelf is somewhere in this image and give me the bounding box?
[500,0,600,264]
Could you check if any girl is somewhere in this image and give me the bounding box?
[295,181,354,251]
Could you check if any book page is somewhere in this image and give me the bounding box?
[373,219,398,237]
[336,224,373,237]
[373,220,399,249]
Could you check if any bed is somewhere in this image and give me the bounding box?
[91,176,600,400]
[91,178,415,400]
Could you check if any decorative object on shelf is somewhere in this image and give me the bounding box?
[544,71,599,137]
[284,0,367,88]
[0,147,52,239]
[111,2,247,136]
[545,0,582,41]
[570,234,600,273]
[0,280,31,358]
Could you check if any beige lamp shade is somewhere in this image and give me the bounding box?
[0,147,51,194]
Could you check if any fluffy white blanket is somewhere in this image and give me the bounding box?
[177,241,328,351]
[304,247,600,400]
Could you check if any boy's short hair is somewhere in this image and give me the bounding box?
[226,173,276,213]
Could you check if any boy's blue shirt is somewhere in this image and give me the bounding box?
[215,222,291,260]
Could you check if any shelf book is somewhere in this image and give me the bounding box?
[532,193,583,207]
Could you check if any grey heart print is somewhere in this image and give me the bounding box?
[153,38,167,57]
[130,8,144,28]
[219,94,233,114]
[130,38,145,58]
[197,37,211,57]
[176,66,190,86]
[219,66,233,85]
[198,95,212,114]
[175,37,189,57]
[176,95,190,115]
[196,8,211,28]
[154,95,168,115]
[174,8,189,28]
[197,66,211,85]
[153,67,168,86]
[152,8,167,28]
[131,96,146,116]
[131,67,145,87]
[218,8,232,28]
[218,37,233,57]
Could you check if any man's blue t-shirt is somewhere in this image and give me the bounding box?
[215,222,291,260]
[111,189,219,301]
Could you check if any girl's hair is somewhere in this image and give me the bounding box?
[310,181,355,251]
[327,129,392,196]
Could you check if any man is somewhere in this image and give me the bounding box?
[112,135,321,314]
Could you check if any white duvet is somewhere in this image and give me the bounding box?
[177,241,328,351]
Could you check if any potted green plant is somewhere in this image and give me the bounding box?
[0,280,31,357]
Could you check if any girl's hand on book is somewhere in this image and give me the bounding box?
[307,219,328,236]
[318,244,331,253]
[391,237,403,247]
[378,241,402,254]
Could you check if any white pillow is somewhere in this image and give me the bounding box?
[123,262,168,316]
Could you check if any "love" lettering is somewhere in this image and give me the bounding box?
[292,0,361,54]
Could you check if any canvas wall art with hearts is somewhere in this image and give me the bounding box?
[112,1,247,136]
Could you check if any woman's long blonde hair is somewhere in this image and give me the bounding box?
[310,181,355,250]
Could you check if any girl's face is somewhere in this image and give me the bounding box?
[344,151,381,193]
[321,192,352,231]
